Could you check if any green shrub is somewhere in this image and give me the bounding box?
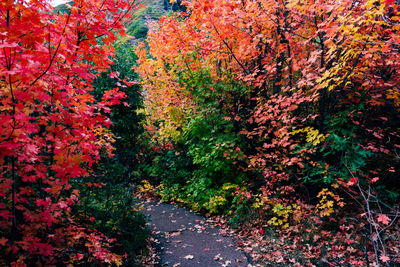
[74,180,149,265]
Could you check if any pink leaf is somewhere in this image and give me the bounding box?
[380,254,390,263]
[377,214,390,225]
[371,177,379,183]
[108,71,120,79]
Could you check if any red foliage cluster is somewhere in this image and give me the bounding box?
[0,0,138,265]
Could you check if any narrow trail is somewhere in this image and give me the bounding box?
[139,201,252,267]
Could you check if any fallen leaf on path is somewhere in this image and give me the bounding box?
[184,255,194,260]
[214,253,222,261]
[169,231,181,237]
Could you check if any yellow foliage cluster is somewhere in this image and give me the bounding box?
[206,195,227,214]
[268,203,301,228]
[222,183,237,191]
[252,195,265,209]
[204,183,241,213]
[315,188,345,217]
[292,127,326,146]
[138,180,155,194]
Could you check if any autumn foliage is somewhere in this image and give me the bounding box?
[137,0,400,265]
[0,0,139,265]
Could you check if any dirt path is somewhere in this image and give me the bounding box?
[139,201,253,267]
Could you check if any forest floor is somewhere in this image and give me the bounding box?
[137,200,254,267]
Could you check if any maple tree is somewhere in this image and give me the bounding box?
[136,0,400,265]
[0,0,140,265]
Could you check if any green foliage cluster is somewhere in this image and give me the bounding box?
[126,8,150,39]
[300,109,372,184]
[74,182,149,265]
[91,42,145,179]
[139,70,251,214]
[71,41,149,264]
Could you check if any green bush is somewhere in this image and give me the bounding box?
[73,39,149,265]
[127,20,148,39]
[75,181,149,265]
[139,70,249,215]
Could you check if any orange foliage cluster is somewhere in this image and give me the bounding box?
[137,0,400,265]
